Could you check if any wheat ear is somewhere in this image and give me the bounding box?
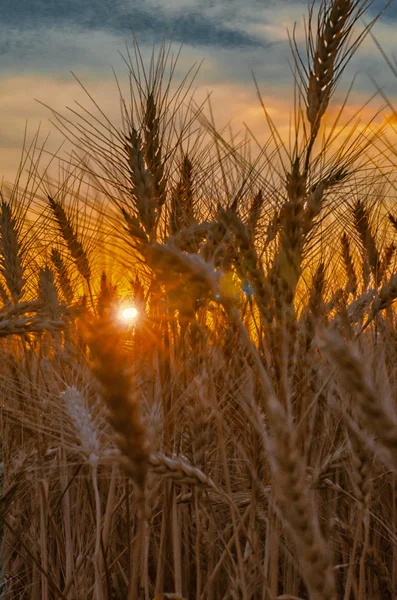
[219,208,274,323]
[62,386,100,462]
[307,0,354,141]
[319,329,397,471]
[38,267,60,320]
[143,91,167,211]
[170,154,195,235]
[48,196,91,282]
[50,249,74,304]
[367,273,397,323]
[124,127,158,237]
[0,200,25,303]
[86,315,151,502]
[341,232,358,295]
[353,199,380,285]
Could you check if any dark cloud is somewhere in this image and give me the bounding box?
[0,0,395,93]
[1,0,270,49]
[2,0,395,62]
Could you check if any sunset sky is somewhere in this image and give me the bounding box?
[1,0,397,185]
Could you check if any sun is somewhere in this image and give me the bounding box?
[120,306,138,322]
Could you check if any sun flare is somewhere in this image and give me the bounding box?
[120,306,138,322]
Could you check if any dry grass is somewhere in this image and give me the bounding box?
[2,1,397,598]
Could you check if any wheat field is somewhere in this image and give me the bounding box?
[2,1,397,598]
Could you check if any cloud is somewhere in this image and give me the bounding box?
[2,0,395,94]
[1,0,273,56]
[0,0,396,186]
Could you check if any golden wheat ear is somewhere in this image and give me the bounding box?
[319,329,397,472]
[0,200,26,303]
[124,127,158,237]
[85,315,151,502]
[47,195,96,312]
[48,196,91,283]
[306,1,355,138]
[170,154,195,235]
[38,266,60,320]
[96,271,118,318]
[62,386,101,462]
[50,248,74,304]
[341,232,358,295]
[353,199,381,286]
[289,0,376,171]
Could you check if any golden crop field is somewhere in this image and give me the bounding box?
[2,1,397,598]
